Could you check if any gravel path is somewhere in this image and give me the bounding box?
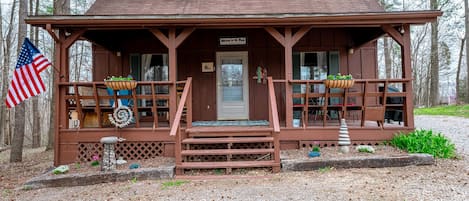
[415,115,469,157]
[4,115,469,201]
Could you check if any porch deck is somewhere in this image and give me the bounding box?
[57,77,412,171]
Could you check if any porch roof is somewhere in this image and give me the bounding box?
[85,0,384,15]
[26,11,442,29]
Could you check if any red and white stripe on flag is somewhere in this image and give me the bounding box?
[5,64,46,108]
[34,54,51,73]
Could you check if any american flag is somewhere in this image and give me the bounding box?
[5,38,51,108]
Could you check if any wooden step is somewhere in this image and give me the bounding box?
[186,127,273,137]
[175,175,272,180]
[178,160,279,169]
[181,148,274,156]
[182,137,274,144]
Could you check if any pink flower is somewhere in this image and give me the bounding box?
[92,155,99,161]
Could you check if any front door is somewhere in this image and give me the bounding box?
[216,51,249,120]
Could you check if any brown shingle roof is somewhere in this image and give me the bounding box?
[86,0,384,15]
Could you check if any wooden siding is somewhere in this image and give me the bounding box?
[91,28,378,121]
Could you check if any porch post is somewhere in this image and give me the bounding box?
[168,28,177,126]
[382,24,414,128]
[48,27,85,165]
[284,28,294,127]
[401,24,414,128]
[265,26,312,127]
[151,28,195,126]
[52,31,64,166]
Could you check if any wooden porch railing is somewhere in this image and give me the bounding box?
[288,78,411,128]
[169,77,192,171]
[267,77,281,171]
[59,80,177,129]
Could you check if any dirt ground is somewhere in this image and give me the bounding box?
[1,146,468,201]
[1,115,468,200]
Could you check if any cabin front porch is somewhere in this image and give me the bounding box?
[58,75,412,174]
[25,12,440,173]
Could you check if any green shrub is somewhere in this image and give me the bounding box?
[390,129,456,159]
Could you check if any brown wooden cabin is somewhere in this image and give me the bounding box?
[27,0,441,174]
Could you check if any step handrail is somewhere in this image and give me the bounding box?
[170,77,192,136]
[267,77,280,133]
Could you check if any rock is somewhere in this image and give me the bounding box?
[52,165,69,175]
[129,163,140,169]
[116,159,127,165]
[356,145,375,153]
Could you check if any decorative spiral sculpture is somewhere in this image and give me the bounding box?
[108,105,133,128]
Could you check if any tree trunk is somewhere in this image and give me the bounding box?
[465,0,469,103]
[10,0,28,163]
[429,0,440,107]
[31,0,41,148]
[456,38,465,104]
[384,37,392,79]
[47,0,70,151]
[2,1,17,146]
[0,0,4,146]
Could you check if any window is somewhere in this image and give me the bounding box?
[292,51,340,108]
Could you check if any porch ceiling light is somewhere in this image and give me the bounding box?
[400,25,405,34]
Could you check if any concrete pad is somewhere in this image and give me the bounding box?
[23,165,174,190]
[282,154,434,172]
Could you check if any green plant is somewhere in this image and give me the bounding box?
[104,76,133,81]
[318,166,333,173]
[161,180,188,190]
[311,141,320,152]
[130,177,138,184]
[414,104,469,118]
[326,73,352,80]
[2,189,12,197]
[390,129,456,159]
[213,168,224,175]
[75,162,81,169]
[312,146,320,152]
[91,154,100,167]
[22,185,33,191]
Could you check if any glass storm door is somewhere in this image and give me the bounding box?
[216,51,249,120]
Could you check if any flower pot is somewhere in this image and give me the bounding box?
[308,151,321,158]
[104,80,137,90]
[324,79,354,88]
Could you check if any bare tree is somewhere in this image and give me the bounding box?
[0,0,5,146]
[10,0,28,162]
[456,38,465,104]
[428,0,440,106]
[30,0,41,148]
[1,1,18,147]
[47,0,70,151]
[466,0,469,103]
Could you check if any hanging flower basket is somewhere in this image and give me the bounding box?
[323,79,355,88]
[104,80,137,90]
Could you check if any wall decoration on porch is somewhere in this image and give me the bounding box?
[108,105,133,128]
[254,66,268,84]
[219,37,247,46]
[201,62,214,72]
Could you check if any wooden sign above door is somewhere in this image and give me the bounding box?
[219,37,247,46]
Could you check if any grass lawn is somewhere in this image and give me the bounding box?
[414,104,469,118]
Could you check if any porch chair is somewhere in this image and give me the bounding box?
[106,88,133,107]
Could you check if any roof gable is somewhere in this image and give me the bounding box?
[86,0,384,15]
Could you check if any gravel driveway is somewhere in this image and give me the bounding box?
[7,115,469,201]
[415,115,469,157]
